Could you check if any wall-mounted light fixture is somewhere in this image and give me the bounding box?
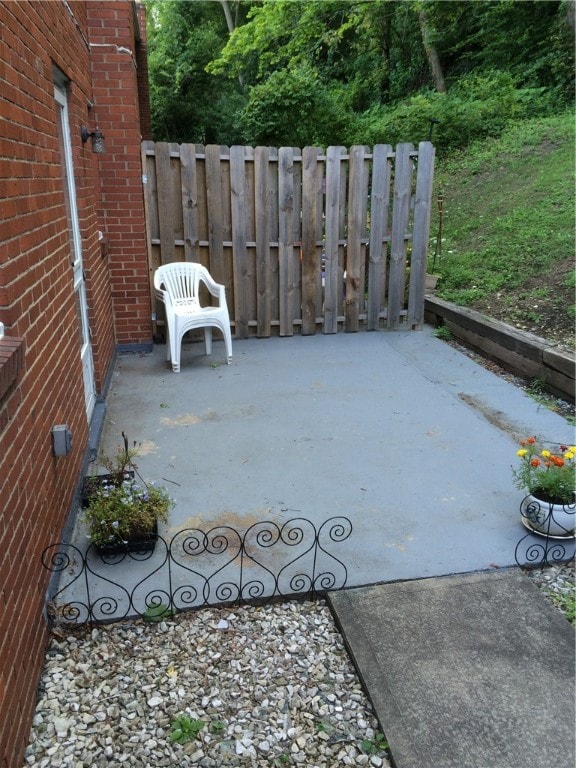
[81,125,105,154]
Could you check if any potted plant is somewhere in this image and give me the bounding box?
[82,433,173,555]
[512,436,575,537]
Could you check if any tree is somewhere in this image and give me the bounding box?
[146,0,249,143]
[147,0,574,148]
[416,3,446,93]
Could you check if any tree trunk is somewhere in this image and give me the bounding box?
[566,0,575,38]
[219,0,244,86]
[418,7,446,94]
[219,0,235,34]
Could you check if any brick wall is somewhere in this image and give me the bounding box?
[0,2,150,765]
[87,0,153,348]
[136,2,153,141]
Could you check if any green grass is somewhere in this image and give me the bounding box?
[430,112,575,343]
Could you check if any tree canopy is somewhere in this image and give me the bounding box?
[146,0,574,150]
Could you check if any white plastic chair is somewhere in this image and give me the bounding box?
[154,262,233,372]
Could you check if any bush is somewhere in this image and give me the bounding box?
[351,71,557,153]
[240,66,350,147]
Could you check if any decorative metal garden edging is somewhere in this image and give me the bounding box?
[42,516,352,627]
[514,498,575,569]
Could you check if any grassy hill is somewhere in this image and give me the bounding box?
[430,113,575,350]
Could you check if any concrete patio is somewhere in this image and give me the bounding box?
[85,326,572,586]
[53,328,574,768]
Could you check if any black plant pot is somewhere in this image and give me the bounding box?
[82,472,159,556]
[95,520,159,557]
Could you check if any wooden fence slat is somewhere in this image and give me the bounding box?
[180,143,200,263]
[268,147,280,329]
[301,146,321,335]
[205,145,226,285]
[230,145,249,338]
[324,146,346,334]
[345,146,370,333]
[387,143,414,328]
[407,141,436,329]
[142,141,159,335]
[194,144,209,266]
[367,144,392,330]
[155,142,178,266]
[255,146,272,337]
[292,147,303,325]
[278,147,295,336]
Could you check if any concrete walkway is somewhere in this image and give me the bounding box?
[328,569,575,768]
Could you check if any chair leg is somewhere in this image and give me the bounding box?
[170,330,181,373]
[165,326,171,363]
[204,327,213,356]
[223,324,233,364]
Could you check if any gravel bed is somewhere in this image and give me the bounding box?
[24,562,574,768]
[24,600,391,768]
[523,559,575,618]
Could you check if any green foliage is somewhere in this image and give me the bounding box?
[83,477,172,548]
[512,437,576,505]
[142,603,175,622]
[148,0,573,148]
[82,435,173,548]
[434,326,453,342]
[546,587,576,625]
[432,112,575,345]
[239,65,348,146]
[169,715,206,744]
[360,732,389,755]
[147,0,248,142]
[351,72,556,153]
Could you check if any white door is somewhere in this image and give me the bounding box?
[54,83,96,420]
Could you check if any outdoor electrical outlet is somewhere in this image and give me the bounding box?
[52,425,73,457]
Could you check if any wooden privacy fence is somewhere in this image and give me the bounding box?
[141,142,435,338]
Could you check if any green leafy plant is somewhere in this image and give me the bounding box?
[169,715,206,744]
[546,587,576,625]
[360,732,389,754]
[434,326,453,341]
[143,603,175,622]
[513,436,576,504]
[82,433,173,549]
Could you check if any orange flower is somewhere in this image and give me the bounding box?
[513,436,575,504]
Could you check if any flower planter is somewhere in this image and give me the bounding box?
[520,493,575,538]
[425,274,440,293]
[95,520,159,557]
[81,472,163,556]
[81,434,173,558]
[81,471,134,508]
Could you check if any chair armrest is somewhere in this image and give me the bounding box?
[200,272,226,304]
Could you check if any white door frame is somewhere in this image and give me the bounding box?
[54,82,96,420]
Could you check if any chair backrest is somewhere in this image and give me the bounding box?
[155,262,208,303]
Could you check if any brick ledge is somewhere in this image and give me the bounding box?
[0,336,25,402]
